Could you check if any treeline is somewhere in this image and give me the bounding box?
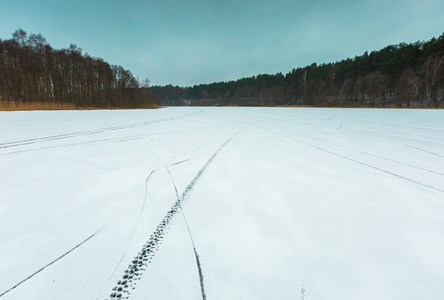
[152,33,444,108]
[0,29,152,108]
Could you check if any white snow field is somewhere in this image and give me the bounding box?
[0,107,444,300]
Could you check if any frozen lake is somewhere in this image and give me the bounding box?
[1,107,444,300]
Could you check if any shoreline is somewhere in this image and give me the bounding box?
[0,101,159,111]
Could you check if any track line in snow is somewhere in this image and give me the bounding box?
[405,144,444,159]
[166,166,207,300]
[0,129,184,156]
[96,170,155,300]
[107,128,244,300]
[369,130,444,147]
[166,142,205,161]
[0,111,203,150]
[296,133,444,176]
[0,230,101,298]
[257,126,444,193]
[335,124,444,147]
[166,158,192,167]
[97,159,193,300]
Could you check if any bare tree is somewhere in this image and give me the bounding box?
[421,55,444,107]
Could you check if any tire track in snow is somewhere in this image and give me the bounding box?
[257,126,444,193]
[107,129,244,300]
[0,230,101,298]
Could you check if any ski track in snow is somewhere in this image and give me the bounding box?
[363,128,444,147]
[107,128,244,300]
[96,170,156,300]
[345,127,444,147]
[96,159,193,300]
[165,166,207,300]
[405,144,444,159]
[0,129,185,156]
[167,142,205,161]
[0,230,101,298]
[295,132,444,176]
[0,111,203,150]
[257,125,444,193]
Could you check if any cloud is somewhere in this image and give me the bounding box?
[1,0,444,86]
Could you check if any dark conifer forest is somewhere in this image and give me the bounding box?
[0,29,152,108]
[152,33,444,108]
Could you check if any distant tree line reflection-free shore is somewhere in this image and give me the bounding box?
[1,29,443,109]
[152,33,444,108]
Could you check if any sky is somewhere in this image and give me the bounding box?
[1,0,444,87]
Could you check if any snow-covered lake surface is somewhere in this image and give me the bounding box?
[1,107,443,300]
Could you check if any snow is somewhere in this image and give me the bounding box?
[1,107,443,300]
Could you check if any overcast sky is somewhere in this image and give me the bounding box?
[1,0,444,86]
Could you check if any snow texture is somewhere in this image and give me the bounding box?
[1,107,443,300]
